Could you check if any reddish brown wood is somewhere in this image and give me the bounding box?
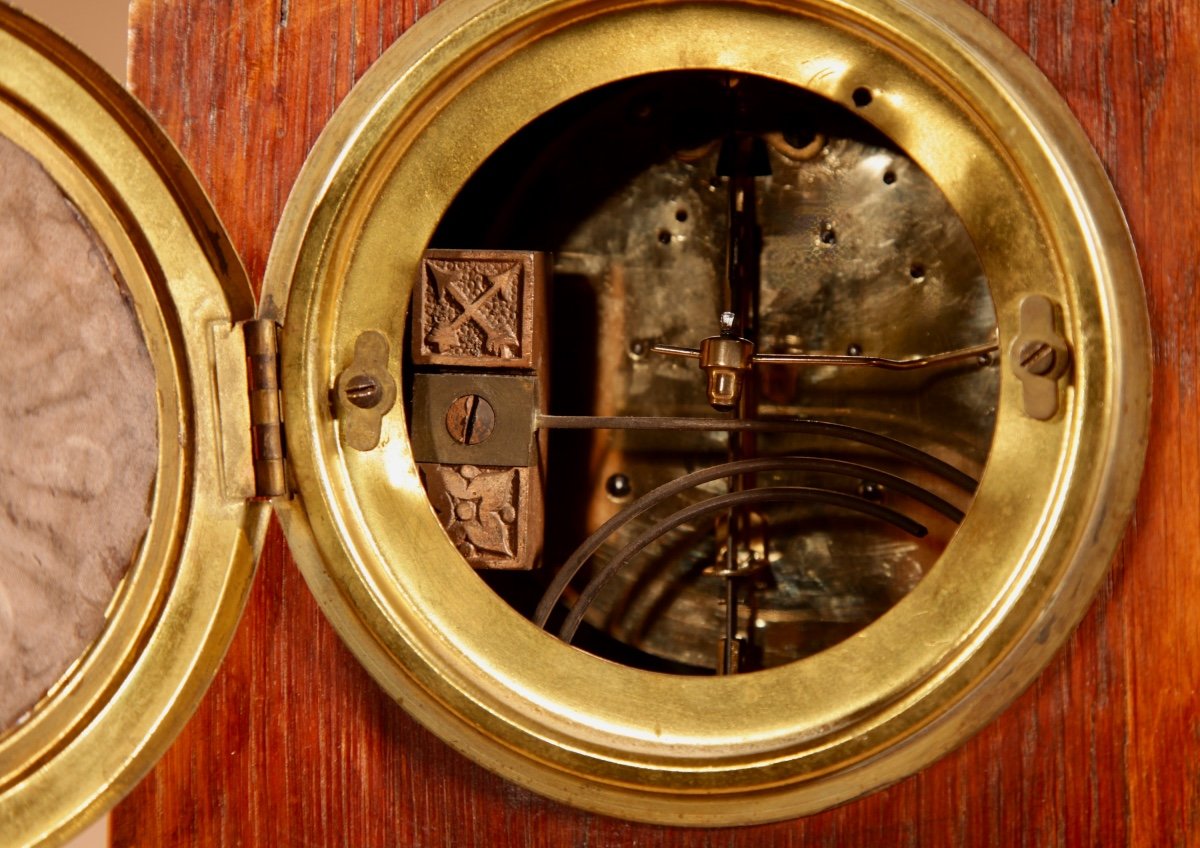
[114,0,1200,844]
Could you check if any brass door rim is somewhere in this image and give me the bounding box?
[0,7,267,847]
[267,0,1149,824]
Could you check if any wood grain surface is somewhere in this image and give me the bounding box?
[114,0,1199,845]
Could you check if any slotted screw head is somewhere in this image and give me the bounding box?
[446,394,496,445]
[1019,341,1057,376]
[344,374,383,409]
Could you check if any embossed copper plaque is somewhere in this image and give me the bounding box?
[417,464,542,570]
[412,249,544,369]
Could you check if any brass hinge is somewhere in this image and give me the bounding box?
[244,319,289,498]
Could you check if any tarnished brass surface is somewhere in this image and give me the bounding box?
[409,249,549,565]
[431,70,998,671]
[411,368,545,569]
[0,7,266,847]
[334,331,398,452]
[266,0,1150,826]
[1011,295,1072,420]
[245,319,290,494]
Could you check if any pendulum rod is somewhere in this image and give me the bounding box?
[717,96,767,674]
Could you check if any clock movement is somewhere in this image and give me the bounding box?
[0,0,1160,842]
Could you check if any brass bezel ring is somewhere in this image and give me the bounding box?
[267,0,1150,825]
[0,8,266,847]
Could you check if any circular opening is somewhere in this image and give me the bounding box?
[852,86,873,107]
[411,71,998,676]
[783,127,816,149]
[605,472,633,500]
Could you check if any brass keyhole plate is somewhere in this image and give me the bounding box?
[266,0,1150,825]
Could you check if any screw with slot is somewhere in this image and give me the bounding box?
[334,330,397,451]
[1018,341,1057,376]
[446,394,496,446]
[344,374,383,409]
[1009,295,1070,420]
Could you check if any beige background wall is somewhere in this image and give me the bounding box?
[13,0,131,842]
[14,0,127,81]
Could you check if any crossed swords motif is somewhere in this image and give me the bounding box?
[427,263,521,356]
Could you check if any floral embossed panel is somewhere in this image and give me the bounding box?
[418,464,539,570]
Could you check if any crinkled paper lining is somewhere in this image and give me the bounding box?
[0,133,157,732]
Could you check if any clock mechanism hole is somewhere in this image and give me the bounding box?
[411,71,999,676]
